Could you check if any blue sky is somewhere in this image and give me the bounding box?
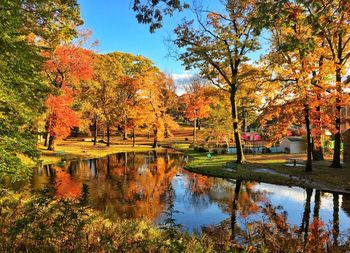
[78,0,192,79]
[78,0,269,82]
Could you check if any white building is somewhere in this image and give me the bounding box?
[280,137,306,154]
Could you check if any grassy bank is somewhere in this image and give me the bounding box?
[36,140,160,165]
[184,150,350,193]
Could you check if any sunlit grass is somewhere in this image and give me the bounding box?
[37,141,158,165]
[185,150,350,191]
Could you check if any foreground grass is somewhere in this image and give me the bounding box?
[37,141,159,165]
[0,188,215,253]
[184,150,350,192]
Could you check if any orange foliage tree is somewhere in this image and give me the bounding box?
[180,78,211,144]
[44,45,94,150]
[140,70,178,148]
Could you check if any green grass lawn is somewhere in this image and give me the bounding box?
[37,141,160,165]
[184,150,350,192]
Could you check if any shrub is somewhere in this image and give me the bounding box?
[194,146,209,153]
[262,147,271,153]
[0,188,216,253]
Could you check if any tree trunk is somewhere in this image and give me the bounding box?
[107,124,110,147]
[231,179,242,242]
[331,68,342,168]
[93,116,97,146]
[304,104,312,172]
[47,135,55,151]
[44,132,50,147]
[312,141,324,161]
[123,113,128,140]
[164,124,169,138]
[153,129,158,148]
[197,119,201,130]
[312,97,324,161]
[230,90,245,163]
[132,128,136,147]
[193,111,197,145]
[311,56,324,161]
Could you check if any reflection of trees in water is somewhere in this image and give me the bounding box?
[298,188,342,249]
[200,185,346,251]
[32,164,82,199]
[300,188,313,243]
[32,151,181,221]
[231,179,242,241]
[333,193,340,247]
[180,171,216,212]
[85,151,180,220]
[31,153,347,249]
[181,171,268,242]
[314,190,321,219]
[178,173,346,249]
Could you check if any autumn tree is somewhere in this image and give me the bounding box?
[158,74,179,138]
[82,54,124,146]
[173,0,262,163]
[257,0,350,169]
[259,2,323,172]
[159,75,180,123]
[44,46,94,150]
[303,0,350,168]
[141,70,178,148]
[106,52,155,141]
[204,90,233,147]
[180,77,211,144]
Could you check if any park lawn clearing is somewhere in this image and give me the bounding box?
[184,150,350,193]
[37,140,159,165]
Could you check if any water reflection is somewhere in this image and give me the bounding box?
[31,151,350,237]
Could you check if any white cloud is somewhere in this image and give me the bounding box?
[171,72,195,95]
[254,184,340,211]
[172,73,194,82]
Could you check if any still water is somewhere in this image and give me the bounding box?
[32,150,350,236]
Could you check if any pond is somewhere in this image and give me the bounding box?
[31,150,350,238]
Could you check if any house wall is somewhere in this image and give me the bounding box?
[290,142,305,154]
[280,139,291,153]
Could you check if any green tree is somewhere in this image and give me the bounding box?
[88,54,124,146]
[0,0,82,181]
[132,0,187,32]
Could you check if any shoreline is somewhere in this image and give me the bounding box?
[36,141,162,166]
[34,141,350,194]
[183,150,350,194]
